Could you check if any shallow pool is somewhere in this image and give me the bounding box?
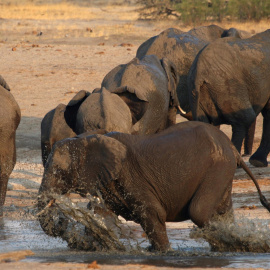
[1,218,270,268]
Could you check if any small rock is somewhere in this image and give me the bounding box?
[119,43,134,47]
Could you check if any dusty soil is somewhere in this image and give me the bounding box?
[0,0,270,269]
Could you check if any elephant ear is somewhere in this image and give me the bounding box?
[84,134,127,182]
[64,90,90,132]
[0,75,10,91]
[112,86,149,125]
[41,104,76,166]
[160,57,179,107]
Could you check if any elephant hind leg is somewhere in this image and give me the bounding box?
[188,162,234,228]
[250,102,270,167]
[230,107,257,154]
[244,119,256,156]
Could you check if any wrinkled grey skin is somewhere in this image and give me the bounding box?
[136,25,251,113]
[41,55,179,166]
[0,76,21,216]
[37,121,269,252]
[136,25,254,155]
[187,29,270,167]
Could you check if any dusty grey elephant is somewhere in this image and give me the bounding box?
[136,25,251,113]
[136,25,254,155]
[37,121,270,252]
[0,75,21,216]
[187,29,270,167]
[41,54,179,166]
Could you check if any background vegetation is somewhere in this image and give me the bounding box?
[138,0,270,24]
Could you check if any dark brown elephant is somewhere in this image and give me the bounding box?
[187,29,270,167]
[41,55,179,166]
[37,121,270,252]
[136,25,254,155]
[0,75,21,216]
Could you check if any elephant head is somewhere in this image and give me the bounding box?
[221,28,252,39]
[75,87,134,134]
[100,55,179,134]
[38,134,127,237]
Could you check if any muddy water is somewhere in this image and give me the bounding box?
[1,218,270,268]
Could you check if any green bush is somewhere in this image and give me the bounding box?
[138,0,270,23]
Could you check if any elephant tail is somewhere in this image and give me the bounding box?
[234,147,270,213]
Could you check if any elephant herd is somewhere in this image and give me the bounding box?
[2,24,270,252]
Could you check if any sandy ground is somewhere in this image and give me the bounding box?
[1,1,270,269]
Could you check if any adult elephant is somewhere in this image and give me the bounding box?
[37,121,270,252]
[41,55,179,166]
[0,75,21,216]
[137,25,251,113]
[136,25,254,155]
[187,29,270,167]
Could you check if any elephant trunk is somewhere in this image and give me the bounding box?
[37,172,69,237]
[37,192,69,238]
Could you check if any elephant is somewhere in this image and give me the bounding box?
[41,54,179,166]
[136,25,254,155]
[187,29,270,167]
[0,75,21,216]
[37,121,270,252]
[136,25,252,113]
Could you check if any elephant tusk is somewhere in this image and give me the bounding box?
[178,105,186,115]
[36,199,55,216]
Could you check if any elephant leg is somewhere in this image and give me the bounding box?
[244,119,256,156]
[139,207,170,252]
[231,124,246,153]
[188,162,234,228]
[231,109,256,154]
[250,104,270,167]
[0,175,8,217]
[0,136,16,217]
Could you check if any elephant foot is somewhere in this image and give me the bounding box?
[146,243,172,253]
[249,156,268,167]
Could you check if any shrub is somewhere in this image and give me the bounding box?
[138,0,270,23]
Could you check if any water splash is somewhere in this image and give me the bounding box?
[38,193,145,252]
[190,216,270,253]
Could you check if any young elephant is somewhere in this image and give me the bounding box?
[38,122,270,252]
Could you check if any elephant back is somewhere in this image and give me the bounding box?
[0,86,21,129]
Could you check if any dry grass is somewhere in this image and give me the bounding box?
[0,0,269,36]
[0,2,139,21]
